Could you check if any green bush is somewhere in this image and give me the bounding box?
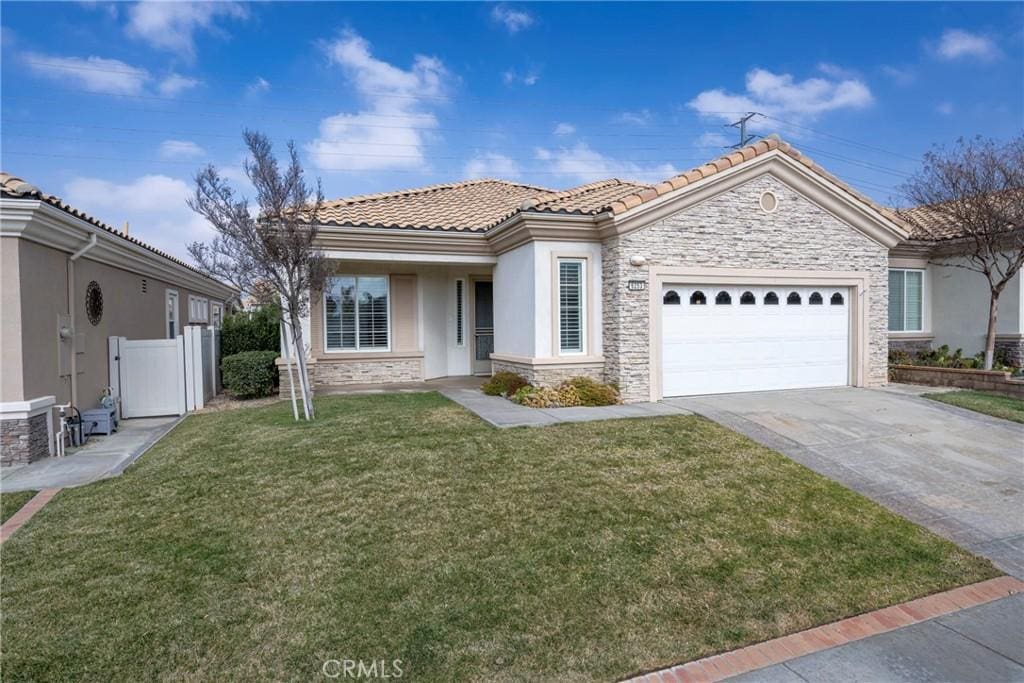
[221,305,281,356]
[482,371,529,397]
[221,350,279,399]
[561,377,620,406]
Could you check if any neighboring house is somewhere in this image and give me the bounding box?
[280,136,909,403]
[0,173,236,466]
[888,201,1023,365]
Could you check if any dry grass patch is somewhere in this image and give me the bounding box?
[0,393,998,681]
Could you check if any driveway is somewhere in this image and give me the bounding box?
[664,386,1024,579]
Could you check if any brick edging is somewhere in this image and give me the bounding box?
[625,576,1024,683]
[0,488,61,545]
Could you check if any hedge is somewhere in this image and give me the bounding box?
[221,305,280,356]
[221,350,279,399]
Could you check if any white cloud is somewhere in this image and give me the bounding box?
[616,110,652,126]
[534,142,676,185]
[23,53,149,95]
[246,77,271,97]
[159,140,206,160]
[491,5,535,34]
[553,122,576,136]
[502,67,539,86]
[688,67,874,125]
[881,65,915,86]
[463,152,521,179]
[307,30,449,172]
[817,62,858,79]
[936,101,955,116]
[158,73,201,96]
[695,131,732,149]
[63,175,214,260]
[126,1,247,59]
[935,29,999,61]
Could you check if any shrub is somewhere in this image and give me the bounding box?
[482,371,528,397]
[221,350,279,399]
[560,376,620,406]
[515,386,560,408]
[556,384,582,407]
[221,305,281,356]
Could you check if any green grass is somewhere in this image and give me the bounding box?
[0,490,36,525]
[0,394,997,681]
[926,390,1024,424]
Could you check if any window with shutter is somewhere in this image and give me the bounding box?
[558,259,584,354]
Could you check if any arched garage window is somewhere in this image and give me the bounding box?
[663,290,681,305]
[715,291,732,305]
[831,292,845,305]
[764,291,779,305]
[809,292,823,305]
[740,291,756,305]
[690,290,707,305]
[787,291,802,305]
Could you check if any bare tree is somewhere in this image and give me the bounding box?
[187,131,328,419]
[898,136,1024,370]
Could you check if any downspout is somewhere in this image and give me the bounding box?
[66,233,98,408]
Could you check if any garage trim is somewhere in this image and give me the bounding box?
[647,266,872,401]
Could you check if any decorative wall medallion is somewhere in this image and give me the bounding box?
[759,191,779,213]
[85,280,103,325]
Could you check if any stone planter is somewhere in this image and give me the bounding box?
[889,365,1024,399]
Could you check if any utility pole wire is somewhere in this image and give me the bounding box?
[727,112,760,149]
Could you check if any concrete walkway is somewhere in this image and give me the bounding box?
[0,416,180,492]
[440,387,690,428]
[665,386,1024,579]
[727,593,1024,682]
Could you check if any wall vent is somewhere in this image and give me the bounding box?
[141,278,148,293]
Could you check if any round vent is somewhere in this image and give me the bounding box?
[85,281,103,326]
[759,191,778,213]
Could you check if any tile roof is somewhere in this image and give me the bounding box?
[314,178,552,232]
[897,190,1024,241]
[315,136,907,235]
[0,172,235,289]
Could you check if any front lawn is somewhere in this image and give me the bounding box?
[0,490,36,524]
[0,394,997,681]
[926,389,1024,424]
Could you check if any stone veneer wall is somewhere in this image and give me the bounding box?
[889,338,934,356]
[603,174,890,403]
[491,359,604,387]
[995,338,1024,367]
[890,365,1024,399]
[278,358,423,397]
[1,413,49,467]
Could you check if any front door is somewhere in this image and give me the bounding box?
[471,280,493,375]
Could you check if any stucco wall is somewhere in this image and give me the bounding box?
[493,242,536,358]
[603,174,890,402]
[1,237,24,401]
[930,254,1022,355]
[7,237,226,407]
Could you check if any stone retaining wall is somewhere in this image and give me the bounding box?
[890,365,1024,399]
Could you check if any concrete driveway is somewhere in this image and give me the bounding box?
[664,386,1024,579]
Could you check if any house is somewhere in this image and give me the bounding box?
[280,135,910,403]
[0,173,236,466]
[888,198,1023,365]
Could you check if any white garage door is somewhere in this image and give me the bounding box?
[661,285,850,397]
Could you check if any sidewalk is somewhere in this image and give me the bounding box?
[0,416,180,492]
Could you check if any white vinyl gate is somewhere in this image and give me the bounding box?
[109,326,220,419]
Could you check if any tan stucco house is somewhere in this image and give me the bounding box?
[1,173,236,466]
[281,136,912,403]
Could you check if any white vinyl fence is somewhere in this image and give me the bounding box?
[109,326,220,419]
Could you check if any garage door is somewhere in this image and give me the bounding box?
[661,285,850,397]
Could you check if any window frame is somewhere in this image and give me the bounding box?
[556,257,587,355]
[188,294,210,323]
[210,302,223,329]
[888,268,924,333]
[323,275,392,353]
[165,289,179,339]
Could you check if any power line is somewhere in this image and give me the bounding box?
[761,115,922,162]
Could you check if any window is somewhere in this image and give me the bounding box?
[211,302,223,329]
[787,291,802,305]
[740,291,756,305]
[455,279,465,346]
[188,295,209,323]
[809,292,823,305]
[325,276,389,351]
[166,290,178,338]
[558,259,585,353]
[831,292,845,306]
[690,290,707,305]
[715,290,732,305]
[889,269,922,332]
[663,290,681,305]
[764,291,779,305]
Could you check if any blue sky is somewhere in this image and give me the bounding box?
[2,1,1022,259]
